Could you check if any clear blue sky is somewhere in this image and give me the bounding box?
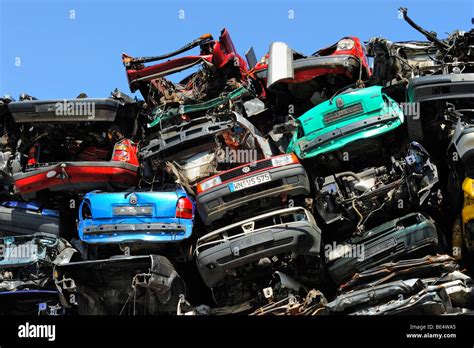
[0,0,472,100]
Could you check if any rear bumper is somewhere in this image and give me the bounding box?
[13,161,138,199]
[195,207,321,288]
[196,163,309,225]
[78,219,193,244]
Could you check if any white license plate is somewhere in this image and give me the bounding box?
[229,172,271,192]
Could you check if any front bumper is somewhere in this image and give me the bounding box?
[196,163,310,225]
[195,207,321,288]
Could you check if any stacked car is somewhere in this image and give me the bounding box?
[194,153,322,305]
[1,8,474,315]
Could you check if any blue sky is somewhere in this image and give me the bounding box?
[0,0,472,100]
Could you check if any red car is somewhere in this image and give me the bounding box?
[250,37,371,115]
[14,139,139,200]
[7,96,140,200]
[254,37,370,86]
[122,29,250,106]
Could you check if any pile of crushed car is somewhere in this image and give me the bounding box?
[1,8,474,315]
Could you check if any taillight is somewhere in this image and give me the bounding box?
[27,143,39,166]
[176,197,193,219]
[112,139,139,165]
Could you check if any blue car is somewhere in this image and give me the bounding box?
[78,187,195,244]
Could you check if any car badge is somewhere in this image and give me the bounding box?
[242,166,251,173]
[129,194,138,205]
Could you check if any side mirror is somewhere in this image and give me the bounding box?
[267,42,294,89]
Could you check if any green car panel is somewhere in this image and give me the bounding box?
[287,85,404,159]
[148,86,250,128]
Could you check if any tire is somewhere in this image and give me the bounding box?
[0,206,61,236]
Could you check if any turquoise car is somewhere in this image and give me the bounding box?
[287,85,404,160]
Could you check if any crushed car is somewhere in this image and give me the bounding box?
[327,254,474,315]
[0,233,76,315]
[194,206,322,305]
[7,91,141,201]
[77,187,195,259]
[390,8,474,145]
[196,152,310,227]
[325,212,442,286]
[447,109,474,260]
[54,254,186,315]
[314,142,441,237]
[122,29,264,131]
[251,37,371,117]
[140,112,273,193]
[285,85,405,174]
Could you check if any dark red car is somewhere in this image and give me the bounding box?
[122,29,250,106]
[250,37,371,116]
[254,37,370,85]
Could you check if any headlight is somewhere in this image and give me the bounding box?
[197,176,222,194]
[337,38,355,51]
[113,205,153,216]
[271,153,299,167]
